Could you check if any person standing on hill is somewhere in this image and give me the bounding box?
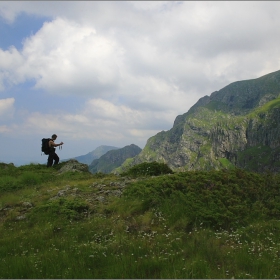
[47,134,64,167]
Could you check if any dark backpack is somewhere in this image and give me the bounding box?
[41,138,51,155]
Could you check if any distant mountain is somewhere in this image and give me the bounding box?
[118,69,280,173]
[88,144,142,174]
[70,145,119,165]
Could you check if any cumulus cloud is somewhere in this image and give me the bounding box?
[0,47,24,90]
[16,18,124,97]
[0,13,203,114]
[1,2,280,106]
[0,98,15,120]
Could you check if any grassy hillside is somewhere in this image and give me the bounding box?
[1,162,280,278]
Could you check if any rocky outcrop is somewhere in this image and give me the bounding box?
[210,120,248,165]
[246,108,280,148]
[48,179,135,206]
[58,159,89,173]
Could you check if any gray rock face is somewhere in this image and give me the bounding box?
[58,159,89,173]
[246,109,280,148]
[210,120,248,164]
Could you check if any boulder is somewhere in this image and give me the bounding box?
[58,159,89,174]
[22,202,33,208]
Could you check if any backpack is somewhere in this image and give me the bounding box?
[41,138,51,155]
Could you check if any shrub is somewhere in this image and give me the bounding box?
[122,169,280,230]
[0,175,19,192]
[20,171,41,186]
[121,161,173,177]
[92,172,107,179]
[37,198,89,220]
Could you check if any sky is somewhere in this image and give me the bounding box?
[1,1,280,166]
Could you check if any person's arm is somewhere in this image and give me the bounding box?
[49,140,64,147]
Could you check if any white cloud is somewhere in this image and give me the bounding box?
[1,2,280,108]
[11,98,172,149]
[0,98,15,120]
[17,18,124,97]
[0,47,25,89]
[0,3,18,23]
[0,14,203,115]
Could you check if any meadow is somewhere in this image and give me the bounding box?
[0,161,280,278]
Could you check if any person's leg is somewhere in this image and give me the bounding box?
[47,151,55,167]
[53,153,60,165]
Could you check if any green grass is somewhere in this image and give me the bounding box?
[1,163,280,278]
[248,96,280,119]
[113,157,134,174]
[219,158,236,169]
[121,161,173,177]
[204,100,229,112]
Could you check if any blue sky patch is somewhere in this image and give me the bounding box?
[0,12,51,50]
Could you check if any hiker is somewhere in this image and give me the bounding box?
[47,134,64,167]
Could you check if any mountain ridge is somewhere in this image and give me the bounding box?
[115,69,280,173]
[89,144,142,174]
[64,145,119,165]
